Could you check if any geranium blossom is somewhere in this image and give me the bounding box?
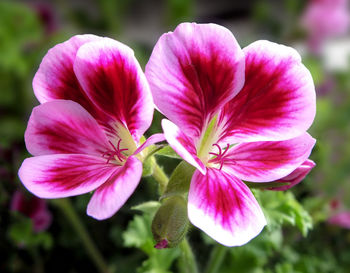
[146,23,316,246]
[18,35,164,220]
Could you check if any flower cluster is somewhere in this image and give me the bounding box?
[19,23,316,247]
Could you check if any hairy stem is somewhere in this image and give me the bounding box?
[152,162,169,194]
[178,238,199,273]
[204,244,228,273]
[53,199,110,273]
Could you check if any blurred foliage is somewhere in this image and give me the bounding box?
[123,202,181,273]
[1,0,350,272]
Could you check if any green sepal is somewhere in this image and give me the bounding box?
[142,156,155,177]
[152,195,189,248]
[161,161,196,200]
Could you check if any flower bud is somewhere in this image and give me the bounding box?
[151,195,189,248]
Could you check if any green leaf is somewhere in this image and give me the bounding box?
[156,146,181,159]
[8,214,53,249]
[132,201,161,215]
[8,216,33,246]
[254,190,313,236]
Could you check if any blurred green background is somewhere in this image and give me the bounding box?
[1,0,350,272]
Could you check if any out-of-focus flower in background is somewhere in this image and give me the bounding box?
[328,199,350,229]
[32,2,58,35]
[10,190,52,232]
[301,0,350,54]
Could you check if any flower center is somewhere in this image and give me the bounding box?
[208,143,230,170]
[102,139,128,164]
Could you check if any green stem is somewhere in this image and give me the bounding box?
[178,238,198,273]
[204,244,228,273]
[152,162,169,194]
[53,199,110,273]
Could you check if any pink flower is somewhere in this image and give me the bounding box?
[327,199,350,229]
[11,190,52,232]
[146,23,316,246]
[328,212,350,229]
[301,0,350,53]
[18,35,164,220]
[268,159,316,191]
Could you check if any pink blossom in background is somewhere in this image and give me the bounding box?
[146,23,316,246]
[328,211,350,229]
[11,190,52,232]
[301,0,350,53]
[18,35,164,220]
[32,2,58,35]
[328,199,350,229]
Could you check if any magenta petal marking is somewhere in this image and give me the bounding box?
[188,169,266,247]
[87,156,142,220]
[133,133,165,155]
[162,119,206,175]
[18,154,118,198]
[222,133,316,183]
[218,40,316,144]
[74,39,153,143]
[146,22,245,138]
[25,100,110,156]
[269,159,316,191]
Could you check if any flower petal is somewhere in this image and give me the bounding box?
[25,100,110,156]
[269,159,316,191]
[87,156,142,220]
[162,119,206,174]
[188,169,266,247]
[18,154,117,198]
[146,22,245,138]
[33,34,105,117]
[133,133,165,155]
[218,40,316,143]
[222,133,316,182]
[74,39,153,143]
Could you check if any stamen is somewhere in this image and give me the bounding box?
[102,139,129,163]
[208,143,230,170]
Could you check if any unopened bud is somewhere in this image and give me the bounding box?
[152,195,189,248]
